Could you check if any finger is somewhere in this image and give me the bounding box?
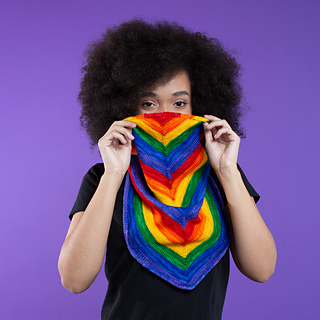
[204,114,220,120]
[111,120,137,129]
[205,120,231,131]
[203,123,215,143]
[100,131,128,146]
[203,115,221,121]
[203,115,231,129]
[214,127,239,141]
[101,123,135,142]
[203,122,218,138]
[111,125,135,140]
[112,132,130,145]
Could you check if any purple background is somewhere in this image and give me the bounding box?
[1,0,319,319]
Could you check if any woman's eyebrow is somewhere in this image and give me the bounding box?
[140,92,157,97]
[173,91,190,97]
[139,91,190,97]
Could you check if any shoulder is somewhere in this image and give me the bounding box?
[86,163,104,178]
[69,163,105,219]
[210,163,260,204]
[81,163,105,186]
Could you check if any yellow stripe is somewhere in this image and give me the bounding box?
[142,197,214,258]
[126,115,208,146]
[145,150,208,206]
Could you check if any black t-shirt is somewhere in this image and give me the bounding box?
[70,163,259,320]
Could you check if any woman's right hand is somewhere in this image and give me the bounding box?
[98,120,136,176]
[59,120,136,293]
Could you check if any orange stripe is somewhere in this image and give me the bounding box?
[153,206,207,245]
[140,117,183,136]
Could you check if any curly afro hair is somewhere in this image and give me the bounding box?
[79,19,245,146]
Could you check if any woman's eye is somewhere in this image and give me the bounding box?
[142,102,154,108]
[175,101,186,107]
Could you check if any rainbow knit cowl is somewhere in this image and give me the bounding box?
[123,112,230,290]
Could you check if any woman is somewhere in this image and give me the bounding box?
[58,19,276,319]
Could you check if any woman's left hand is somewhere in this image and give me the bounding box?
[203,115,240,175]
[204,115,277,282]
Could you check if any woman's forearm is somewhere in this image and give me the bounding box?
[58,171,123,293]
[217,166,277,282]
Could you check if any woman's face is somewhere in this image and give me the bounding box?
[137,71,192,115]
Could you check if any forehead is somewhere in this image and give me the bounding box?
[149,71,191,93]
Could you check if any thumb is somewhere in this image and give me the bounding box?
[203,123,214,145]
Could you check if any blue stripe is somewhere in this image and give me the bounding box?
[123,174,230,289]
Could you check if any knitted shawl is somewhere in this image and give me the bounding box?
[123,112,230,290]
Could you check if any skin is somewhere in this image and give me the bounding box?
[58,71,277,293]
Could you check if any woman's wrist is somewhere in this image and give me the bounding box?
[214,163,239,182]
[214,165,249,206]
[100,169,126,188]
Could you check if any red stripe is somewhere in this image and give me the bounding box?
[139,144,203,190]
[129,166,201,243]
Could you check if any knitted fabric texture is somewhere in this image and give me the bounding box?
[123,112,230,289]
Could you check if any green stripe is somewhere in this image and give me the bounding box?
[181,159,209,207]
[133,187,222,270]
[134,122,201,157]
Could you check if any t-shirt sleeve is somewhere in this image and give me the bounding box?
[69,162,260,220]
[211,164,260,205]
[237,164,260,203]
[69,163,105,220]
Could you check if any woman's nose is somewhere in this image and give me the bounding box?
[160,105,172,112]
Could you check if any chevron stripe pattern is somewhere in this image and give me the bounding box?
[123,112,230,289]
